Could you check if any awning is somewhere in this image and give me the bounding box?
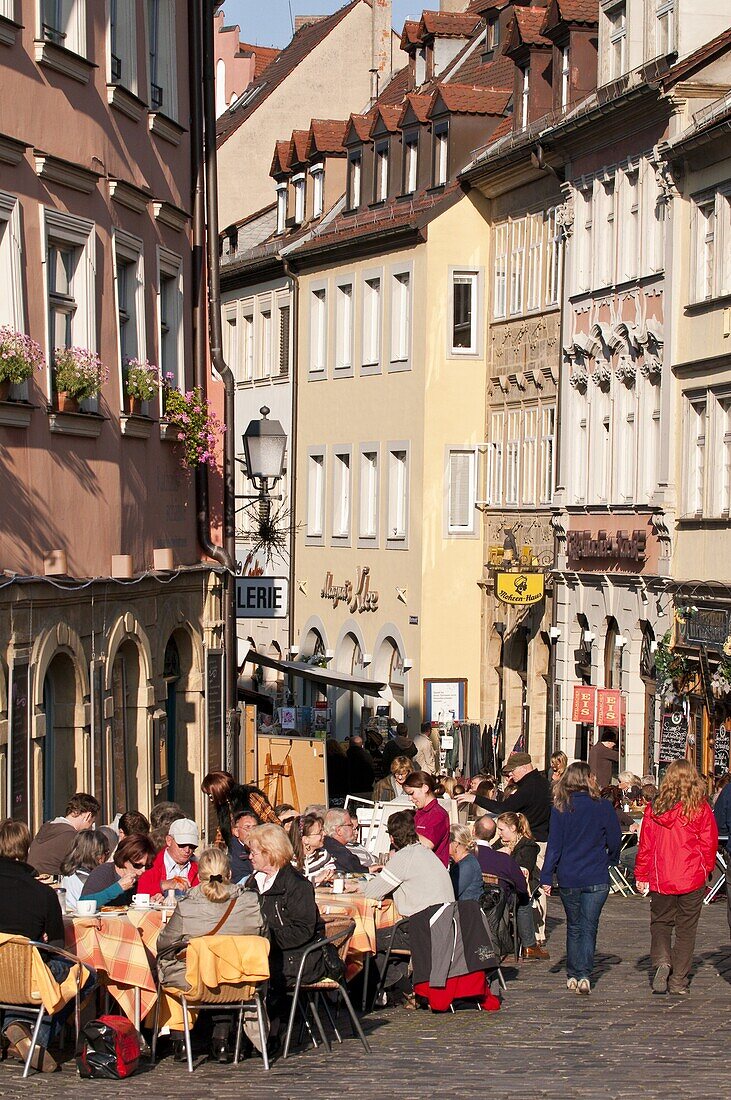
[242,648,389,699]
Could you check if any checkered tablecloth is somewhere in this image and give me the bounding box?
[64,909,165,1022]
[315,888,398,972]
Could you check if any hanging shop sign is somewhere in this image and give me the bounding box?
[714,723,730,775]
[659,709,688,763]
[676,605,730,653]
[321,566,379,613]
[596,689,625,729]
[236,576,288,619]
[567,529,647,562]
[572,685,596,724]
[495,571,544,607]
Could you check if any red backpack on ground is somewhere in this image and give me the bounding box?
[76,1015,141,1079]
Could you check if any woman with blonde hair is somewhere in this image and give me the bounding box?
[497,811,548,960]
[635,759,718,996]
[550,751,568,787]
[156,846,265,1062]
[448,825,483,900]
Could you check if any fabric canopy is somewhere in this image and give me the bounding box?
[242,648,389,699]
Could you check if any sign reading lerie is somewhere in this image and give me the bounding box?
[236,577,288,619]
[495,572,545,607]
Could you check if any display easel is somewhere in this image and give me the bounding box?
[262,753,300,811]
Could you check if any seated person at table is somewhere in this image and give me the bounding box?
[118,811,150,840]
[229,810,256,883]
[449,826,484,901]
[0,820,88,1072]
[137,818,200,899]
[157,847,265,1063]
[601,786,637,831]
[323,809,365,874]
[60,829,110,911]
[496,812,548,960]
[28,793,100,877]
[373,756,413,803]
[246,824,328,1040]
[363,810,454,994]
[80,834,156,907]
[473,816,529,898]
[298,814,336,885]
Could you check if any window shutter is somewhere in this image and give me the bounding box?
[279,304,290,375]
[449,451,472,529]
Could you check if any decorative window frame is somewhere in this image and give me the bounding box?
[357,442,380,548]
[388,260,413,373]
[444,445,479,539]
[385,440,410,550]
[360,265,383,377]
[331,444,353,545]
[447,267,483,359]
[113,228,146,411]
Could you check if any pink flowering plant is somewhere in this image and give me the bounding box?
[124,358,160,402]
[54,346,107,400]
[0,326,46,384]
[163,382,224,469]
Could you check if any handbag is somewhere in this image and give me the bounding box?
[76,1015,140,1079]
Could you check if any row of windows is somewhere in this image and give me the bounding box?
[485,404,556,509]
[346,119,449,211]
[224,294,291,383]
[599,0,676,85]
[682,387,731,520]
[306,444,410,547]
[493,209,562,320]
[0,192,184,408]
[2,0,181,119]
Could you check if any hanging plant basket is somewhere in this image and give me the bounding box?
[163,383,225,469]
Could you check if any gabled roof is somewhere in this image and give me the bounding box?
[443,34,515,90]
[466,0,511,13]
[430,82,512,116]
[288,129,311,168]
[307,119,349,157]
[505,7,554,54]
[662,24,731,89]
[371,104,404,134]
[270,140,292,177]
[399,92,435,126]
[400,19,423,50]
[217,0,360,145]
[541,0,599,32]
[419,10,482,39]
[376,64,412,105]
[345,109,378,144]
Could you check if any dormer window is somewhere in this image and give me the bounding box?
[433,122,448,186]
[347,150,361,209]
[561,45,570,108]
[292,173,305,225]
[520,65,530,130]
[606,1,627,80]
[486,16,499,53]
[276,182,287,234]
[404,132,418,194]
[655,0,675,56]
[375,140,389,203]
[311,165,324,219]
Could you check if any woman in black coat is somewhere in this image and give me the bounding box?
[201,771,279,847]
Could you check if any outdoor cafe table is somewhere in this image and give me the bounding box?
[64,907,165,1028]
[315,884,399,1007]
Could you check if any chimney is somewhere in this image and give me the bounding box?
[371,0,392,101]
[294,14,327,33]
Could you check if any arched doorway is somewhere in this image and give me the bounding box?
[334,632,365,739]
[300,629,327,709]
[42,653,79,820]
[163,630,197,811]
[109,641,145,815]
[374,636,406,723]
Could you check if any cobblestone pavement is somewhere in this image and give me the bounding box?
[0,895,728,1099]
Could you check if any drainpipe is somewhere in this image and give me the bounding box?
[281,254,299,657]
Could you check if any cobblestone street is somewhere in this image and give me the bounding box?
[0,895,727,1100]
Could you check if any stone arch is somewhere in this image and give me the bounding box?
[31,622,90,710]
[372,625,408,722]
[104,611,154,702]
[153,603,204,693]
[104,614,157,816]
[333,620,367,673]
[162,625,203,815]
[332,623,369,740]
[298,615,329,658]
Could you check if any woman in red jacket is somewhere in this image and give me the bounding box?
[635,759,718,996]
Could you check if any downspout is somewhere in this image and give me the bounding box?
[281,254,299,657]
[202,0,239,764]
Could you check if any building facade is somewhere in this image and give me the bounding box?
[0,1,222,831]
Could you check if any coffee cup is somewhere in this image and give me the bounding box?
[132,893,151,908]
[76,899,97,916]
[332,877,344,894]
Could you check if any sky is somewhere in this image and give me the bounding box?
[220,0,419,49]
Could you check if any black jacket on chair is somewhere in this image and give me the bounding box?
[246,863,327,988]
[0,858,65,949]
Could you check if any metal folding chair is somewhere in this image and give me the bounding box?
[703,842,729,906]
[371,917,411,1007]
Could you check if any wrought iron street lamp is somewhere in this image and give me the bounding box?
[242,406,287,528]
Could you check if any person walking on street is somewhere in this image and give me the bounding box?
[540,761,621,995]
[635,759,718,996]
[713,773,731,936]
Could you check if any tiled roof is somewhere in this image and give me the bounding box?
[420,10,482,38]
[376,65,412,105]
[446,46,515,92]
[400,20,422,49]
[288,129,310,166]
[270,140,291,176]
[238,41,280,79]
[546,0,599,26]
[662,25,731,88]
[432,83,511,115]
[509,7,554,49]
[346,109,378,143]
[217,0,359,145]
[371,104,404,133]
[466,0,511,13]
[483,114,514,143]
[307,119,348,156]
[399,92,435,125]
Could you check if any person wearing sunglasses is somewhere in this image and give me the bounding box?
[136,818,201,901]
[79,833,156,907]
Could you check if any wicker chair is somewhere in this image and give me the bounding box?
[151,934,270,1074]
[0,938,95,1078]
[282,918,371,1060]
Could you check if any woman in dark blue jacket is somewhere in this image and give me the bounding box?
[449,826,484,901]
[540,762,621,995]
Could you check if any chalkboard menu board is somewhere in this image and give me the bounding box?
[714,724,730,776]
[9,662,29,823]
[659,710,688,763]
[205,649,224,776]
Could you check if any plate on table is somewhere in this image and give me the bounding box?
[100,906,127,914]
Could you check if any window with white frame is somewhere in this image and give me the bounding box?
[307,451,326,537]
[575,184,593,293]
[616,379,636,502]
[277,300,290,376]
[523,408,538,505]
[242,307,254,381]
[311,167,324,219]
[545,208,562,305]
[259,305,272,378]
[359,448,378,539]
[655,0,675,57]
[451,271,477,354]
[332,450,351,538]
[40,0,86,55]
[526,213,543,312]
[404,132,418,194]
[619,167,639,281]
[720,194,731,296]
[606,1,627,80]
[335,280,353,370]
[692,194,716,303]
[146,0,177,117]
[520,65,530,130]
[509,218,525,314]
[224,308,238,376]
[387,447,408,540]
[595,177,616,287]
[0,0,15,19]
[114,231,145,380]
[487,410,504,505]
[639,377,660,502]
[505,410,521,505]
[362,275,381,368]
[348,151,362,209]
[292,174,305,225]
[447,449,477,534]
[642,160,665,275]
[309,286,327,374]
[434,122,448,186]
[275,184,287,234]
[375,141,389,202]
[44,209,96,369]
[716,394,731,518]
[0,192,24,334]
[158,247,183,391]
[589,382,612,503]
[684,395,706,516]
[540,404,556,504]
[109,0,137,91]
[493,223,508,318]
[561,45,571,108]
[390,269,411,364]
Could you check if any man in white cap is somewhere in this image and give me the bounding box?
[137,817,200,899]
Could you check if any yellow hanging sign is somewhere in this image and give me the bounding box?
[495,571,545,607]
